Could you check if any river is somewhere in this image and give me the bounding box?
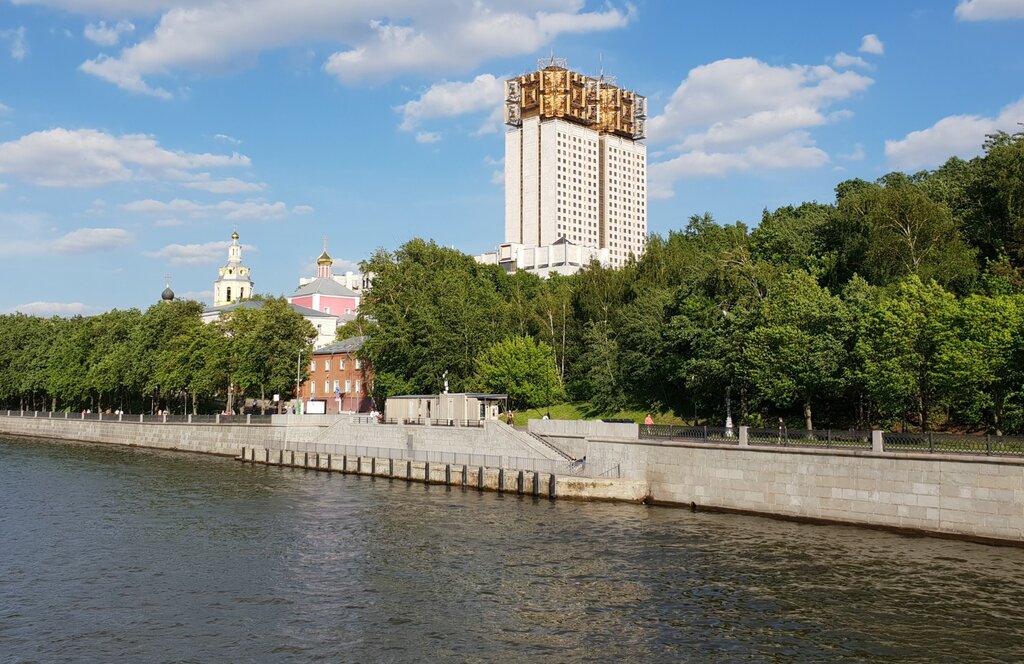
[2,436,1023,662]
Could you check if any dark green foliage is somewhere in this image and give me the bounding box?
[0,295,313,414]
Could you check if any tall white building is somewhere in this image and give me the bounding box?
[212,231,254,306]
[499,59,647,271]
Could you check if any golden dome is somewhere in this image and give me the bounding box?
[316,250,333,266]
[231,231,240,241]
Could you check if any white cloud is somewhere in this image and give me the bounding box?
[0,128,249,187]
[647,57,871,196]
[955,0,1024,20]
[147,240,239,265]
[415,131,441,144]
[60,2,630,97]
[885,96,1024,170]
[53,227,133,254]
[650,132,829,198]
[214,133,241,145]
[1,27,28,61]
[839,143,866,161]
[84,20,135,46]
[183,176,264,193]
[0,101,10,113]
[122,197,310,220]
[397,74,504,134]
[830,52,870,69]
[859,34,884,54]
[490,170,503,185]
[2,301,100,317]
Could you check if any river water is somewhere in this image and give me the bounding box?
[2,436,1023,663]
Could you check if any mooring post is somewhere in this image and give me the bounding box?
[327,453,332,470]
[517,470,525,495]
[241,445,245,460]
[265,448,269,463]
[304,451,309,468]
[372,457,377,475]
[407,460,412,480]
[424,462,431,483]
[549,474,557,499]
[445,464,451,485]
[498,468,505,493]
[279,449,284,465]
[478,466,484,490]
[462,465,468,486]
[290,450,295,466]
[389,457,394,476]
[533,471,540,496]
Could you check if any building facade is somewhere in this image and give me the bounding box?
[301,336,373,414]
[213,231,254,306]
[493,59,647,273]
[288,247,362,319]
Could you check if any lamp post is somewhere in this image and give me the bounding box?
[296,349,303,416]
[725,386,733,437]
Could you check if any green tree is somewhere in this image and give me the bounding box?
[857,277,959,430]
[474,336,563,410]
[742,271,848,430]
[359,239,512,401]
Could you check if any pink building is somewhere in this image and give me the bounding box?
[288,249,362,318]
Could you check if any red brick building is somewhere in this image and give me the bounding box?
[301,336,374,413]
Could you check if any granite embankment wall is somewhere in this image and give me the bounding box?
[530,420,1024,544]
[0,413,648,503]
[0,414,271,456]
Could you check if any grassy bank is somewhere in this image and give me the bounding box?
[510,403,688,427]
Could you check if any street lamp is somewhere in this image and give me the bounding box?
[725,386,733,437]
[296,349,303,416]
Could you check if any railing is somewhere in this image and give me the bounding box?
[640,424,739,444]
[375,417,486,427]
[0,410,274,425]
[527,431,575,461]
[749,428,873,450]
[884,432,1024,456]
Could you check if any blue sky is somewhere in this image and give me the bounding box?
[1,0,1022,316]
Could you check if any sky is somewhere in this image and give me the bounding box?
[1,0,1023,316]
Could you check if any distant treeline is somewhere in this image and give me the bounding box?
[0,296,314,414]
[357,131,1024,433]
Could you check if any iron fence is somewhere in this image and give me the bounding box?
[748,428,873,450]
[639,424,739,444]
[0,410,273,425]
[883,432,1024,456]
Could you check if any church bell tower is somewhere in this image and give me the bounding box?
[213,231,254,306]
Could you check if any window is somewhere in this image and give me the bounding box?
[324,359,330,371]
[226,287,232,302]
[333,380,339,394]
[324,380,330,394]
[344,380,352,394]
[310,360,315,372]
[355,359,361,370]
[355,380,361,394]
[310,382,315,396]
[239,288,244,300]
[340,359,345,370]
